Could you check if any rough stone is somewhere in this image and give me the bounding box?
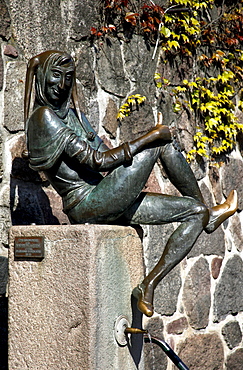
[102,97,118,138]
[9,133,26,157]
[9,0,99,58]
[8,225,144,370]
[161,175,181,197]
[214,255,243,321]
[84,99,100,133]
[63,0,99,42]
[96,38,129,97]
[225,348,243,370]
[143,168,162,193]
[211,257,223,279]
[200,181,214,208]
[122,34,157,96]
[157,56,196,155]
[157,88,179,133]
[0,205,11,249]
[189,155,207,181]
[76,44,97,112]
[154,263,181,316]
[3,44,18,58]
[182,257,211,329]
[189,226,225,258]
[222,320,242,350]
[230,213,243,252]
[0,54,3,91]
[166,316,188,335]
[145,224,175,274]
[0,0,11,40]
[8,0,66,57]
[209,165,223,204]
[144,316,167,370]
[221,157,243,210]
[144,224,182,316]
[188,179,226,258]
[120,102,155,142]
[4,61,26,132]
[178,122,194,155]
[175,333,224,370]
[99,135,113,151]
[0,130,3,181]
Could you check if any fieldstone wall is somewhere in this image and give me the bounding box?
[0,0,242,369]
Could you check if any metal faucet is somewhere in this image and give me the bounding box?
[114,315,189,370]
[124,327,148,335]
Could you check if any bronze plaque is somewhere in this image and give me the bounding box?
[14,236,44,259]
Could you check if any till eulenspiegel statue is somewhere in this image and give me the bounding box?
[23,50,238,317]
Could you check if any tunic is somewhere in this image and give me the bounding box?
[27,106,111,213]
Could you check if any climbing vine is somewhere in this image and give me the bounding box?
[117,94,146,120]
[155,0,243,164]
[93,0,243,164]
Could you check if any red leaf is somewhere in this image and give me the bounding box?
[225,38,239,46]
[125,12,139,26]
[90,27,98,35]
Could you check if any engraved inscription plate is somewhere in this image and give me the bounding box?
[14,236,44,259]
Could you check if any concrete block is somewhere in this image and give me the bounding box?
[8,225,144,369]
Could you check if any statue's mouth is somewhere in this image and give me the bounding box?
[53,88,61,97]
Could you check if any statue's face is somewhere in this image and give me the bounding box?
[44,63,74,108]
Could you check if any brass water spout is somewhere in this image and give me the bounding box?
[114,315,148,346]
[124,327,148,335]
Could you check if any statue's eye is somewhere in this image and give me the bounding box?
[53,71,60,78]
[66,74,72,81]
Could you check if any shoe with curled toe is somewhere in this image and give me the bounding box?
[132,284,154,317]
[205,190,238,234]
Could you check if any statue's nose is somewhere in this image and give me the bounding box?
[58,76,65,90]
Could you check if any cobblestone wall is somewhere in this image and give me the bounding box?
[0,0,242,368]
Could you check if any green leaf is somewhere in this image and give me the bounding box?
[167,40,180,50]
[173,102,182,113]
[154,73,161,80]
[160,26,171,38]
[175,86,187,92]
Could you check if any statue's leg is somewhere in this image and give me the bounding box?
[160,142,204,203]
[121,192,209,316]
[159,143,238,233]
[67,147,161,224]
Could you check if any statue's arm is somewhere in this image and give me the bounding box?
[66,124,172,172]
[27,106,171,172]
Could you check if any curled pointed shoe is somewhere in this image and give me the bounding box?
[205,190,238,233]
[132,284,154,317]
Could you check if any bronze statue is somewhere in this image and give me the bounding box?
[24,50,238,317]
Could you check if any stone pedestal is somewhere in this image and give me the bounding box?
[8,225,145,370]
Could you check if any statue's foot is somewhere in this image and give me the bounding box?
[205,190,238,233]
[132,284,154,317]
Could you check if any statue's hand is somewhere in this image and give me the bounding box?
[129,124,172,156]
[152,124,172,143]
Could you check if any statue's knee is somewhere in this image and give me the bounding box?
[193,202,209,224]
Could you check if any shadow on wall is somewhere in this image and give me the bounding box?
[0,295,8,370]
[10,157,60,225]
